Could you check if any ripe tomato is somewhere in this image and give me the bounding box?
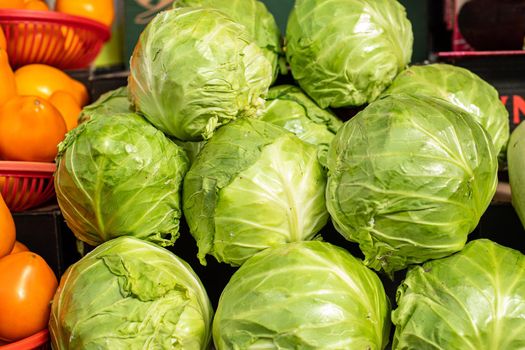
[55,0,115,27]
[0,252,58,342]
[0,96,67,162]
[0,193,15,258]
[0,28,6,50]
[23,0,48,10]
[0,0,25,9]
[0,49,16,107]
[14,64,75,101]
[49,90,81,131]
[10,241,29,254]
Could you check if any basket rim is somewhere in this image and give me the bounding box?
[0,161,56,174]
[0,329,49,349]
[0,9,110,42]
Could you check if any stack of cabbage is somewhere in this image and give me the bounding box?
[49,0,525,349]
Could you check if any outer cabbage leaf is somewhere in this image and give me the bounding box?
[213,241,391,350]
[393,239,525,350]
[78,86,131,124]
[183,118,328,266]
[49,236,213,350]
[326,94,498,274]
[173,0,283,82]
[128,8,272,141]
[285,0,413,108]
[55,113,189,247]
[383,63,510,158]
[261,85,343,166]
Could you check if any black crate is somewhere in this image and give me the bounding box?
[12,204,81,278]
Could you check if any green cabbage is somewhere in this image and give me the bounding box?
[285,0,413,108]
[508,122,525,228]
[49,236,213,349]
[326,94,498,274]
[261,85,343,166]
[78,86,131,124]
[393,239,525,350]
[383,64,510,158]
[213,241,391,349]
[55,113,189,247]
[173,0,283,82]
[128,7,273,141]
[183,118,328,266]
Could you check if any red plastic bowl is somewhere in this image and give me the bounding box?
[0,329,49,350]
[0,9,110,69]
[0,161,56,212]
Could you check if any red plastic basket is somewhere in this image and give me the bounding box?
[0,9,110,69]
[0,161,56,212]
[0,329,49,350]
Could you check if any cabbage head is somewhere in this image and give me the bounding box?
[173,0,282,82]
[183,118,328,266]
[213,241,391,349]
[49,236,213,350]
[383,64,509,158]
[508,122,525,229]
[393,239,525,350]
[55,113,189,247]
[285,0,413,108]
[78,86,131,124]
[128,8,273,141]
[261,85,343,166]
[326,94,498,274]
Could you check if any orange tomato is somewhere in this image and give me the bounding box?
[15,64,73,100]
[69,76,89,106]
[0,28,6,50]
[0,49,16,107]
[23,0,48,10]
[0,96,67,162]
[14,64,87,106]
[55,0,114,27]
[0,252,58,342]
[49,90,81,131]
[0,0,24,9]
[0,194,15,259]
[10,241,29,254]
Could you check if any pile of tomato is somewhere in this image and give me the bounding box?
[0,0,115,344]
[0,0,114,27]
[0,0,115,163]
[0,30,88,162]
[0,193,57,343]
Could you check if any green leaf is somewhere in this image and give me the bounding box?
[49,237,213,350]
[383,63,510,159]
[285,0,413,108]
[213,241,391,349]
[326,94,498,274]
[183,118,328,266]
[128,8,273,141]
[393,239,525,350]
[55,113,189,247]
